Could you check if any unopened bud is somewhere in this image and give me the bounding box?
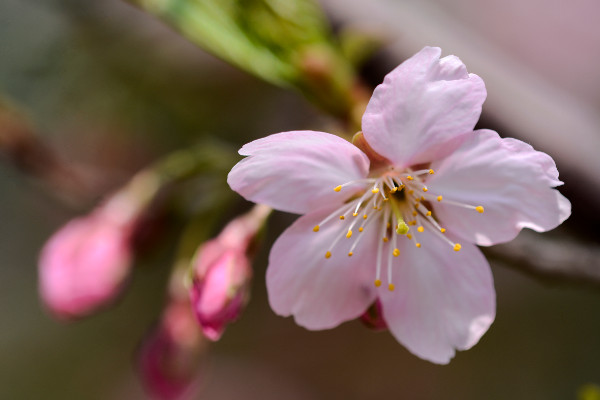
[190,205,270,340]
[359,300,388,332]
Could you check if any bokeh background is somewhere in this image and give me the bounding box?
[1,0,599,399]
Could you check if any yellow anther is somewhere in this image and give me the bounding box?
[437,195,443,202]
[426,211,432,216]
[387,222,391,228]
[391,187,398,193]
[412,211,418,217]
[348,251,353,257]
[373,206,377,210]
[377,206,382,211]
[417,226,424,233]
[383,197,389,202]
[352,212,358,217]
[429,169,435,174]
[371,188,380,194]
[476,206,484,213]
[407,234,413,239]
[325,251,332,259]
[334,185,342,192]
[415,197,421,202]
[408,190,414,195]
[415,243,421,248]
[374,279,382,287]
[388,283,395,291]
[359,227,364,232]
[396,221,409,235]
[340,215,345,220]
[407,176,414,181]
[383,237,389,242]
[423,187,428,192]
[393,248,400,257]
[363,214,368,219]
[409,221,417,226]
[313,225,320,232]
[346,230,353,238]
[421,196,425,201]
[453,243,462,251]
[414,202,420,208]
[440,228,446,233]
[400,184,405,189]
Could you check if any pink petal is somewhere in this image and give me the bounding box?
[428,129,571,246]
[266,207,379,329]
[228,131,370,214]
[362,46,487,168]
[379,231,495,364]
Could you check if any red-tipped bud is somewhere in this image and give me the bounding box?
[190,205,269,340]
[138,296,205,400]
[360,300,388,332]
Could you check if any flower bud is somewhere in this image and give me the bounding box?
[190,205,270,340]
[360,300,388,332]
[138,296,205,400]
[38,198,138,319]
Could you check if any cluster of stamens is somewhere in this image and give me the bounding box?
[312,167,484,291]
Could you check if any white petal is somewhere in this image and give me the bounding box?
[228,131,370,214]
[428,129,571,246]
[379,231,495,364]
[362,47,486,168]
[266,207,380,329]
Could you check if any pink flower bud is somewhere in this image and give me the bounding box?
[190,205,270,340]
[138,298,205,400]
[360,300,388,332]
[38,204,136,319]
[190,240,251,341]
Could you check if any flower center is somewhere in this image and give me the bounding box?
[312,167,484,292]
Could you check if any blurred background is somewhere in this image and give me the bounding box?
[1,0,599,399]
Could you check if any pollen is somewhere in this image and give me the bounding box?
[313,225,320,232]
[426,211,432,216]
[453,243,462,251]
[339,215,345,220]
[407,234,412,239]
[388,283,395,291]
[422,187,428,192]
[429,169,435,174]
[374,279,382,287]
[346,230,353,238]
[359,227,364,232]
[416,243,421,248]
[417,226,424,233]
[353,212,358,217]
[363,214,368,219]
[391,187,398,193]
[476,206,484,213]
[383,237,389,242]
[393,248,400,257]
[437,195,443,202]
[371,188,380,194]
[348,251,353,257]
[412,211,418,216]
[407,176,414,181]
[440,228,446,233]
[334,185,342,192]
[325,251,332,259]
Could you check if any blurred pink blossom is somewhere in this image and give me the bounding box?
[138,294,205,400]
[227,47,571,363]
[190,205,269,340]
[38,196,138,319]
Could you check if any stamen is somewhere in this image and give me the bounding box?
[334,185,342,192]
[454,243,462,251]
[313,225,320,232]
[476,206,484,213]
[429,169,435,174]
[416,243,421,248]
[374,279,382,287]
[346,230,353,238]
[406,176,414,181]
[393,248,400,257]
[417,226,424,233]
[388,283,395,291]
[339,215,345,220]
[325,251,331,259]
[437,195,443,202]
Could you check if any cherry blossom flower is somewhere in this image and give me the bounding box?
[227,47,571,363]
